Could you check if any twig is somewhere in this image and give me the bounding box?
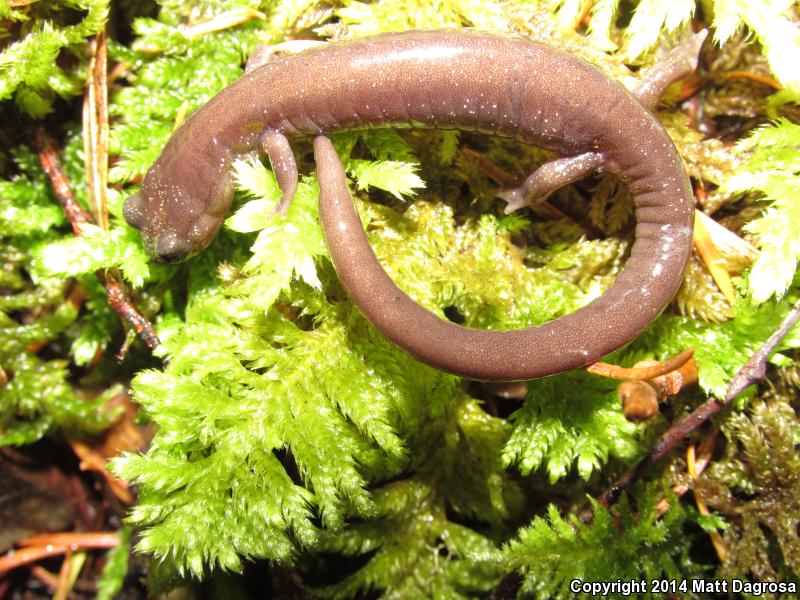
[460,147,518,187]
[599,297,800,506]
[83,30,109,231]
[103,270,160,352]
[36,129,92,232]
[726,303,800,398]
[28,565,61,593]
[34,127,159,350]
[588,348,695,381]
[18,532,121,548]
[0,533,119,575]
[54,548,73,600]
[28,565,88,599]
[69,438,135,504]
[654,427,718,518]
[726,70,783,91]
[687,443,727,561]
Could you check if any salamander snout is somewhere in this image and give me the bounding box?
[123,192,194,263]
[155,230,193,264]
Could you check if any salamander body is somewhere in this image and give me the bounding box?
[124,30,695,380]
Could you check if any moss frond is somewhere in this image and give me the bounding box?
[623,0,695,60]
[314,480,503,599]
[721,119,800,303]
[0,142,116,444]
[347,159,425,199]
[96,526,131,600]
[696,400,800,580]
[501,371,639,482]
[712,0,800,97]
[32,223,151,288]
[0,297,114,444]
[501,484,700,598]
[3,0,798,594]
[0,0,109,116]
[632,294,800,397]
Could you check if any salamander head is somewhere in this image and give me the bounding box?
[123,176,225,264]
[123,191,192,263]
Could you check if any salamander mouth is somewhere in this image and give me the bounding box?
[155,230,193,264]
[123,193,195,263]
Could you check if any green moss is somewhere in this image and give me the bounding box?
[501,484,702,598]
[0,0,109,116]
[696,400,800,581]
[722,119,800,303]
[2,0,800,595]
[96,526,132,600]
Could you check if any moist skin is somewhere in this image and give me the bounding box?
[124,30,695,380]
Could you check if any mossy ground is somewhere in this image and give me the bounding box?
[1,0,800,597]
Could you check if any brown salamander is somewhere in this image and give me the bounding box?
[124,30,702,380]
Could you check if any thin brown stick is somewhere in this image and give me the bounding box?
[54,548,73,600]
[460,147,518,187]
[69,438,135,504]
[27,565,81,600]
[687,443,727,561]
[83,30,110,231]
[654,426,718,518]
[572,0,594,30]
[103,270,160,351]
[28,565,61,592]
[588,348,695,381]
[599,297,800,506]
[726,70,783,91]
[18,532,121,548]
[36,129,92,232]
[34,127,160,350]
[29,565,96,596]
[0,533,118,575]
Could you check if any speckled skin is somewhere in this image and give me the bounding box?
[124,30,695,380]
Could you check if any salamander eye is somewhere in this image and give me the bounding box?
[123,193,146,230]
[156,231,192,264]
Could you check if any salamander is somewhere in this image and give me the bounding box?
[124,29,700,381]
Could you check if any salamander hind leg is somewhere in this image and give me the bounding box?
[261,129,298,218]
[498,30,706,214]
[498,152,604,213]
[634,29,708,109]
[246,45,275,73]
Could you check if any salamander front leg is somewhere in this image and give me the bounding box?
[499,29,707,213]
[261,129,298,217]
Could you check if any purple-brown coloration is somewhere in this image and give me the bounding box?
[124,30,696,380]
